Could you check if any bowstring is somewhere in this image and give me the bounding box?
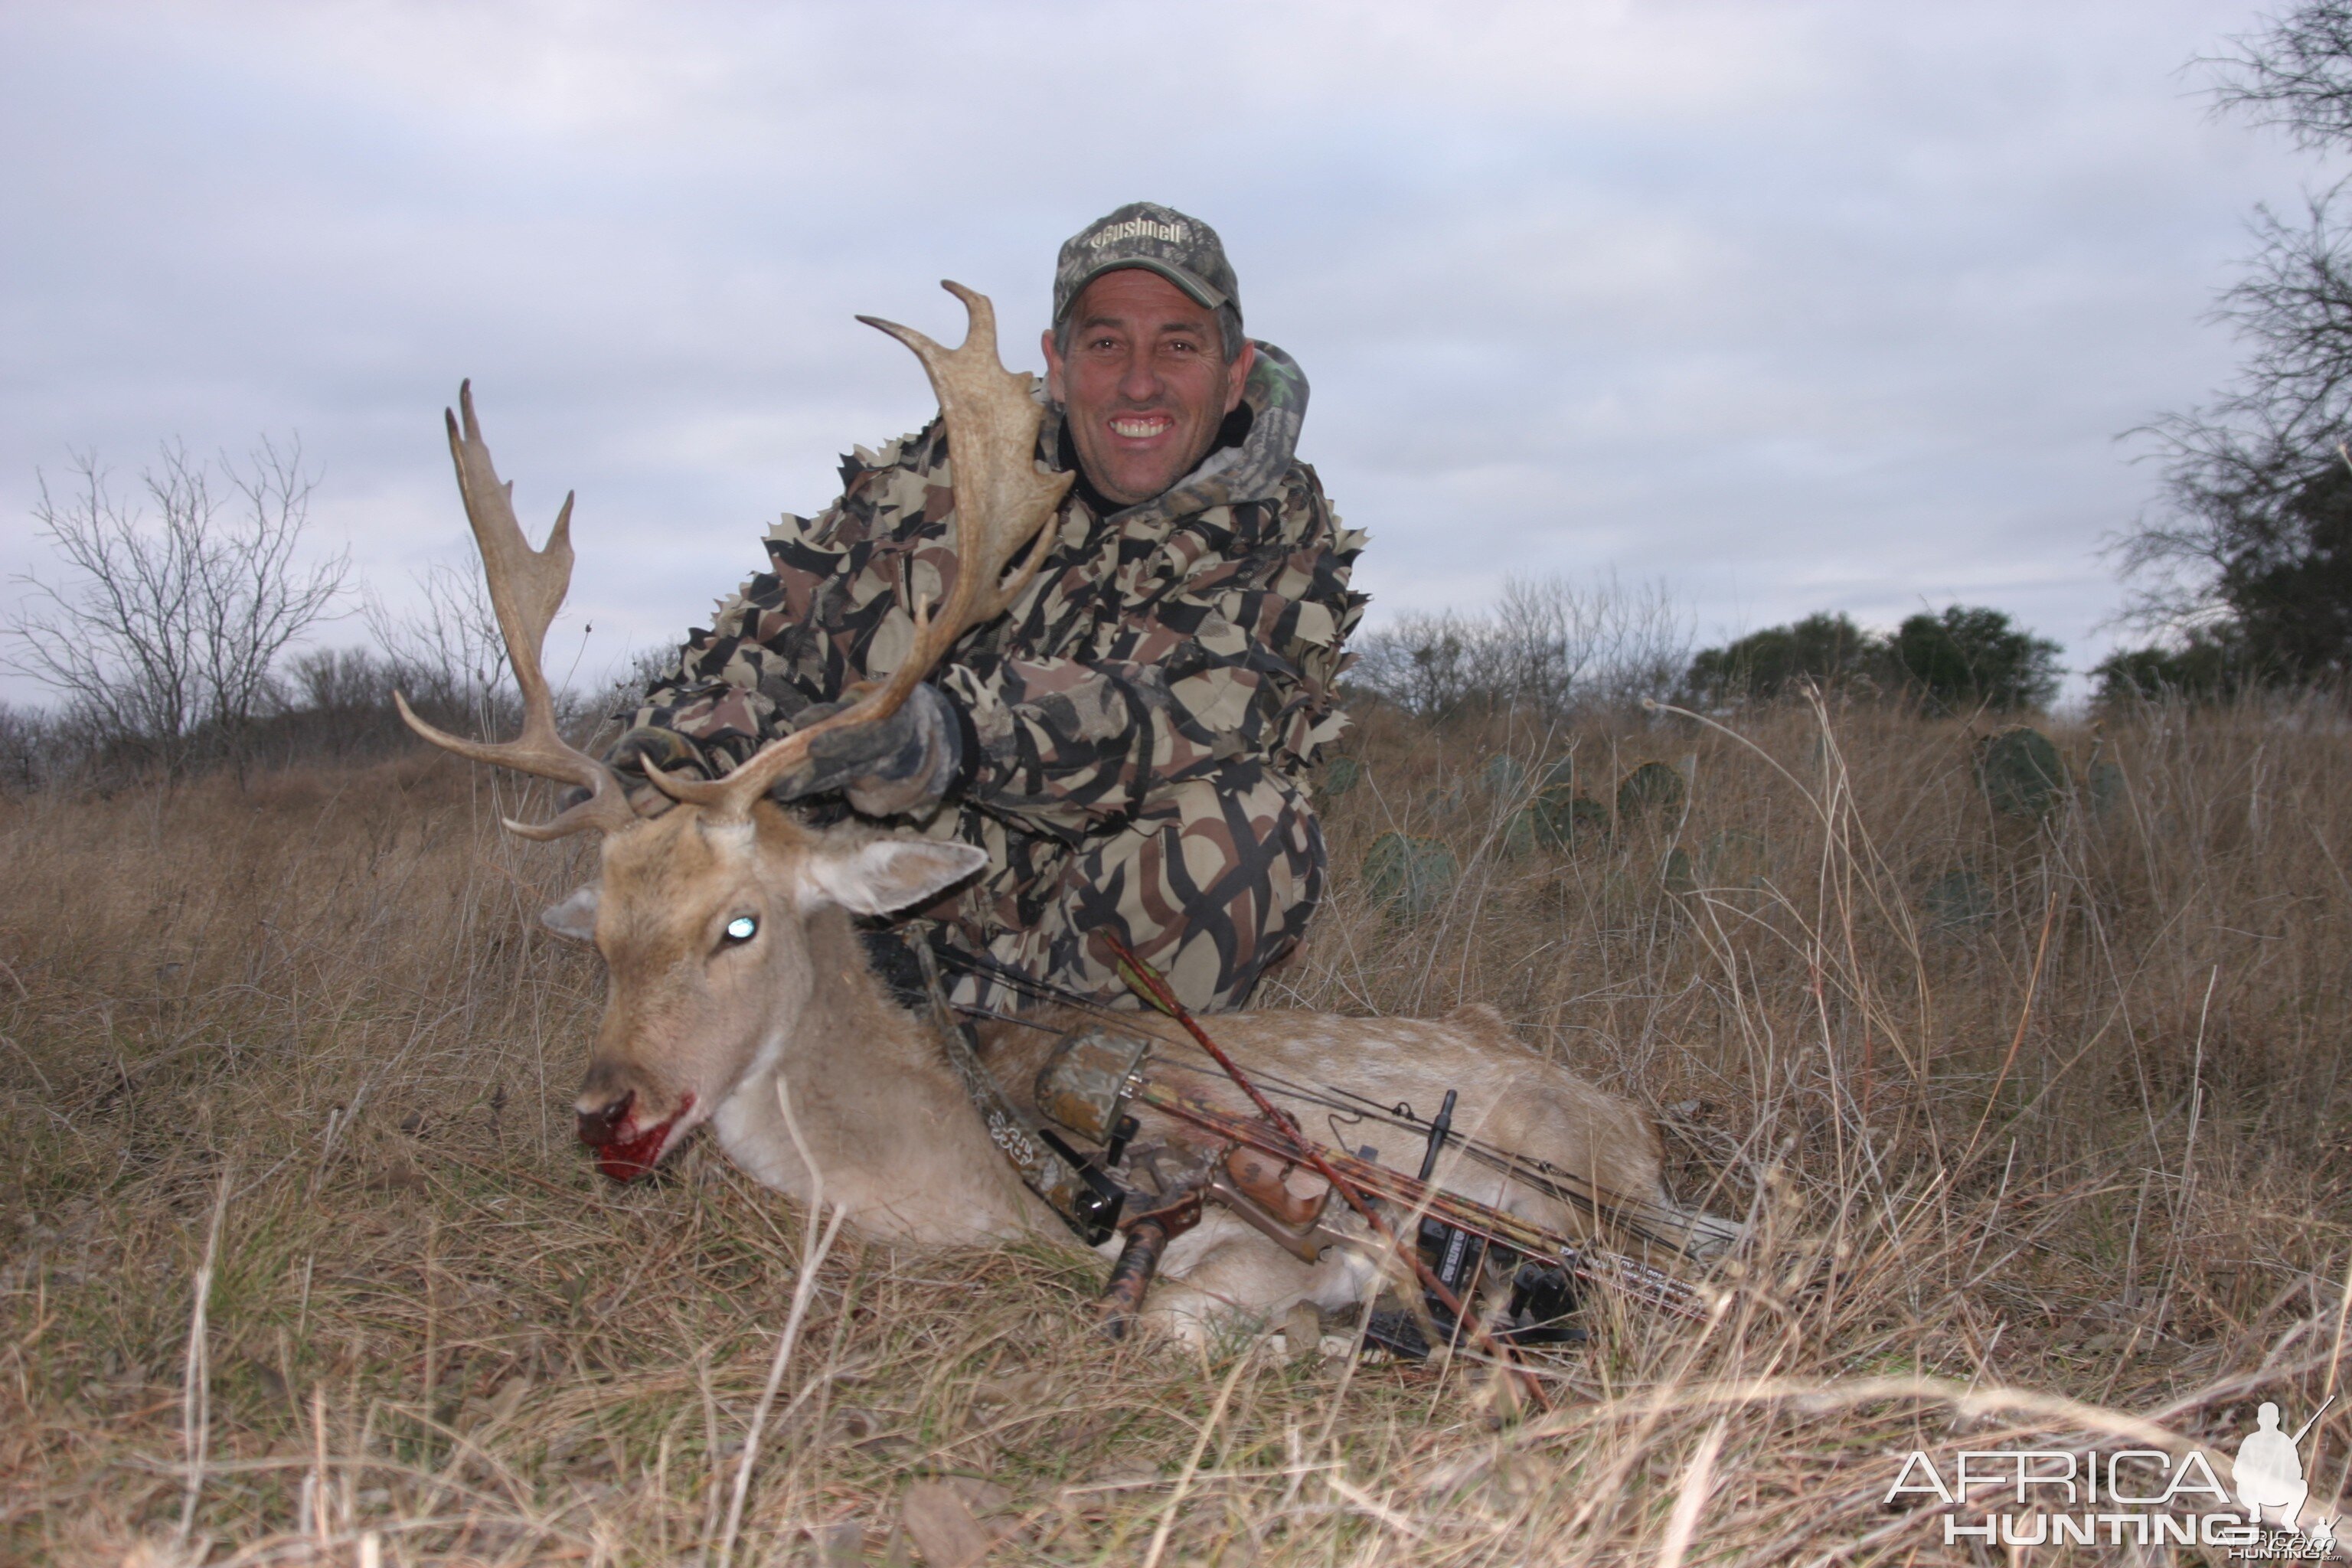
[926,941,1702,1253]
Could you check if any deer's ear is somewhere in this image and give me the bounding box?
[541,884,600,943]
[802,838,988,917]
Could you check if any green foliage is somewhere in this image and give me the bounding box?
[1888,606,2061,714]
[1362,831,1457,921]
[1684,605,2060,713]
[1516,756,1692,851]
[1319,756,1361,796]
[2215,459,2352,678]
[2089,632,2249,707]
[1682,612,1879,704]
[1975,726,2068,818]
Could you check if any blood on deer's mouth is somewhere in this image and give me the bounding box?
[577,1091,694,1182]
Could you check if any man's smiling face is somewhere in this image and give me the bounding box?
[1043,269,1255,508]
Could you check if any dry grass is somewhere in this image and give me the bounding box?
[4,699,2350,1564]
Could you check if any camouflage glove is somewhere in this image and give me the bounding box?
[564,726,711,816]
[779,683,967,817]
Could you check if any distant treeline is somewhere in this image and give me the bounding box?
[1343,577,2341,724]
[1344,579,2065,721]
[10,569,2337,799]
[0,438,665,793]
[6,421,2344,798]
[0,647,666,795]
[1681,606,2060,714]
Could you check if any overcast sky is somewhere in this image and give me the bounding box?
[0,0,2334,705]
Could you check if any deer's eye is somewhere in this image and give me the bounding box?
[723,915,758,944]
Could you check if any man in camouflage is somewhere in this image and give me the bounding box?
[612,202,1366,1014]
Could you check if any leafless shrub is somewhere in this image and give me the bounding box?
[1348,606,1483,720]
[240,647,413,766]
[183,558,536,773]
[2,441,348,779]
[361,558,511,730]
[0,701,53,795]
[1349,572,1691,723]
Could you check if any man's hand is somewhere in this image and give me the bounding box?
[575,689,963,818]
[783,684,965,816]
[565,726,709,817]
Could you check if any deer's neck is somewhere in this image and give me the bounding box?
[712,913,1044,1246]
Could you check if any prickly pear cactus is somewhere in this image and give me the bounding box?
[1532,790,1609,851]
[1975,727,2066,818]
[1481,753,1528,800]
[1320,756,1362,797]
[1500,808,1537,858]
[1923,869,1995,931]
[1662,846,1697,895]
[1615,760,1687,823]
[1363,832,1458,921]
[2086,760,2125,818]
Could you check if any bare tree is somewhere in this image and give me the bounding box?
[2118,5,2352,681]
[360,557,510,725]
[1491,572,1692,713]
[0,702,51,794]
[2121,195,2352,628]
[1348,607,1480,720]
[1348,573,1690,722]
[2210,0,2352,149]
[4,440,348,776]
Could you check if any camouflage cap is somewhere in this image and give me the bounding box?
[1052,201,1240,327]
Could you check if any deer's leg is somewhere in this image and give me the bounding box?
[1140,1211,1384,1349]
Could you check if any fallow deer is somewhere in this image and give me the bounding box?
[399,284,1737,1342]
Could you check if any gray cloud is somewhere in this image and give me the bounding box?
[0,0,2328,706]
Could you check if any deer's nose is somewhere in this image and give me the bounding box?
[576,1090,635,1148]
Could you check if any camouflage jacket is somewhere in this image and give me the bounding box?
[629,341,1367,844]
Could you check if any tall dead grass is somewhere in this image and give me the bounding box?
[2,698,2349,1564]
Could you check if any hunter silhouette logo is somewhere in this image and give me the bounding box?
[2235,1400,2322,1528]
[2226,1396,2343,1561]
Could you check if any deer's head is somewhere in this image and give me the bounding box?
[541,808,985,1179]
[400,285,1070,1181]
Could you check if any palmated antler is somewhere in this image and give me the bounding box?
[648,282,1073,822]
[395,382,639,841]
